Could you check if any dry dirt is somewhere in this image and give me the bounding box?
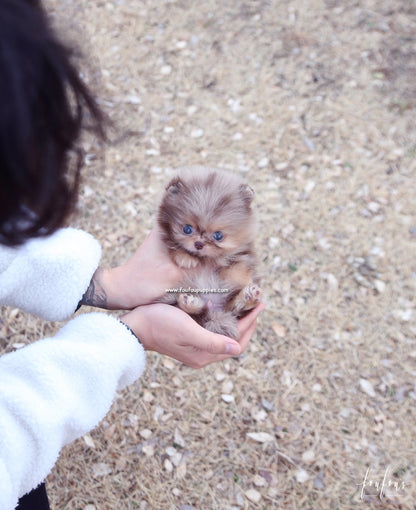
[1,0,416,509]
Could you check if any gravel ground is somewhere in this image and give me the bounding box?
[1,1,415,509]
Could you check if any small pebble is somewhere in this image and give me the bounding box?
[295,468,309,483]
[139,429,152,439]
[142,444,155,457]
[302,450,315,463]
[374,279,386,293]
[268,236,279,249]
[190,128,204,138]
[164,459,173,472]
[160,65,172,75]
[276,161,288,170]
[304,180,315,194]
[215,371,226,382]
[245,489,261,503]
[258,157,269,168]
[187,105,198,116]
[367,201,381,213]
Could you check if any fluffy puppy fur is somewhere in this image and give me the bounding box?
[157,166,262,339]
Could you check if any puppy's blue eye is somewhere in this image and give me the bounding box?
[212,231,223,241]
[183,224,193,235]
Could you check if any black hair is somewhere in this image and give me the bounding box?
[0,0,106,246]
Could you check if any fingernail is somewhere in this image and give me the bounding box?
[226,342,240,356]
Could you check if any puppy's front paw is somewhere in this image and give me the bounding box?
[173,252,200,269]
[243,284,263,308]
[178,293,204,314]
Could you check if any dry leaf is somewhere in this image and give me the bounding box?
[174,428,186,447]
[143,390,154,402]
[83,434,95,449]
[163,359,175,370]
[281,370,292,386]
[271,322,286,338]
[142,444,155,457]
[103,423,116,440]
[164,459,173,473]
[313,471,325,490]
[261,398,274,411]
[253,474,266,487]
[258,470,273,485]
[253,409,267,421]
[176,462,187,479]
[360,378,376,397]
[222,380,234,393]
[247,432,274,443]
[92,463,111,477]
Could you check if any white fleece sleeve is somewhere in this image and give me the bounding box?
[0,312,146,510]
[0,228,102,321]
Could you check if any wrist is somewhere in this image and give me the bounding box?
[120,308,153,351]
[100,267,122,309]
[118,318,142,344]
[102,265,136,310]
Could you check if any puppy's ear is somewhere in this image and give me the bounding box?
[239,183,255,205]
[166,177,183,194]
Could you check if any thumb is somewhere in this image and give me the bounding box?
[198,329,241,356]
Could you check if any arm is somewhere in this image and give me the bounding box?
[0,228,102,321]
[0,227,179,317]
[0,313,145,510]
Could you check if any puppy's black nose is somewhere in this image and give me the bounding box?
[194,241,204,250]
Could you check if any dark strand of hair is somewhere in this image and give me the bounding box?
[0,0,107,246]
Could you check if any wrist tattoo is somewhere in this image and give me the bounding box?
[80,267,108,309]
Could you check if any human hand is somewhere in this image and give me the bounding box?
[82,229,183,310]
[120,302,265,368]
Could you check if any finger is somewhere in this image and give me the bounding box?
[238,317,258,353]
[205,332,241,357]
[237,303,265,336]
[183,318,241,357]
[184,304,265,357]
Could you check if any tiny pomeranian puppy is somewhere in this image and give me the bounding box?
[157,166,262,339]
